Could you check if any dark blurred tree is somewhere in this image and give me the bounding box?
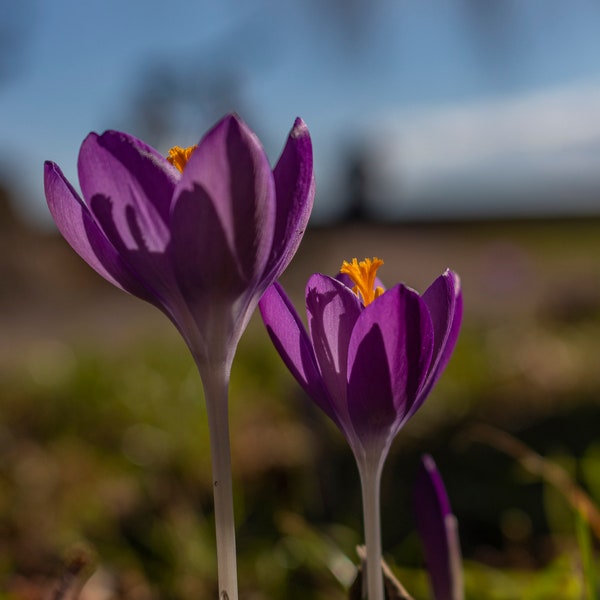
[306,0,382,50]
[0,1,35,233]
[459,0,521,80]
[127,60,245,150]
[0,178,18,229]
[124,9,271,150]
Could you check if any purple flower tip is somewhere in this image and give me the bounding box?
[414,455,464,600]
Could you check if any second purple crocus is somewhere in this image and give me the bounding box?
[259,258,462,600]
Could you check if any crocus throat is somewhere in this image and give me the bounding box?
[167,145,198,173]
[340,257,385,306]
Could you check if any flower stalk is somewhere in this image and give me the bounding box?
[200,361,238,600]
[358,456,384,600]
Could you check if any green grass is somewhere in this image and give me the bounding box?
[2,220,600,598]
[0,318,598,599]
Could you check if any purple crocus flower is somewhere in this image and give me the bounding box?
[414,455,464,600]
[259,258,462,600]
[44,114,314,600]
[259,258,461,464]
[44,114,314,370]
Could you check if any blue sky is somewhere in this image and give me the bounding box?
[3,0,600,224]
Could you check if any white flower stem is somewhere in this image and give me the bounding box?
[200,363,238,600]
[358,456,384,600]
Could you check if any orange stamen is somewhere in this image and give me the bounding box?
[340,257,385,306]
[167,145,197,173]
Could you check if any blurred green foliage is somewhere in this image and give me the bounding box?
[1,221,600,598]
[1,320,598,599]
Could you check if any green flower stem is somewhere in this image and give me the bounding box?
[201,362,238,600]
[358,457,384,600]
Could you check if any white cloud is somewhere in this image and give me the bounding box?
[364,80,600,217]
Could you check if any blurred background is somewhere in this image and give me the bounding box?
[2,1,600,598]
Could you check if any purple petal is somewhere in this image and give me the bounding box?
[78,130,176,252]
[44,161,151,300]
[411,270,463,416]
[174,114,275,289]
[347,285,434,452]
[265,117,315,280]
[259,283,333,417]
[169,184,248,303]
[414,455,463,600]
[305,274,362,435]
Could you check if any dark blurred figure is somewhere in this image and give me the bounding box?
[0,179,14,229]
[343,147,371,222]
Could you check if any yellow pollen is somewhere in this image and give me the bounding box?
[340,257,385,306]
[167,145,198,173]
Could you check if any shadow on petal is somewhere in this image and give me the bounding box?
[347,324,398,452]
[176,115,274,289]
[88,194,174,309]
[90,194,128,254]
[225,120,273,280]
[170,184,248,304]
[81,129,176,225]
[348,285,433,445]
[306,277,362,435]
